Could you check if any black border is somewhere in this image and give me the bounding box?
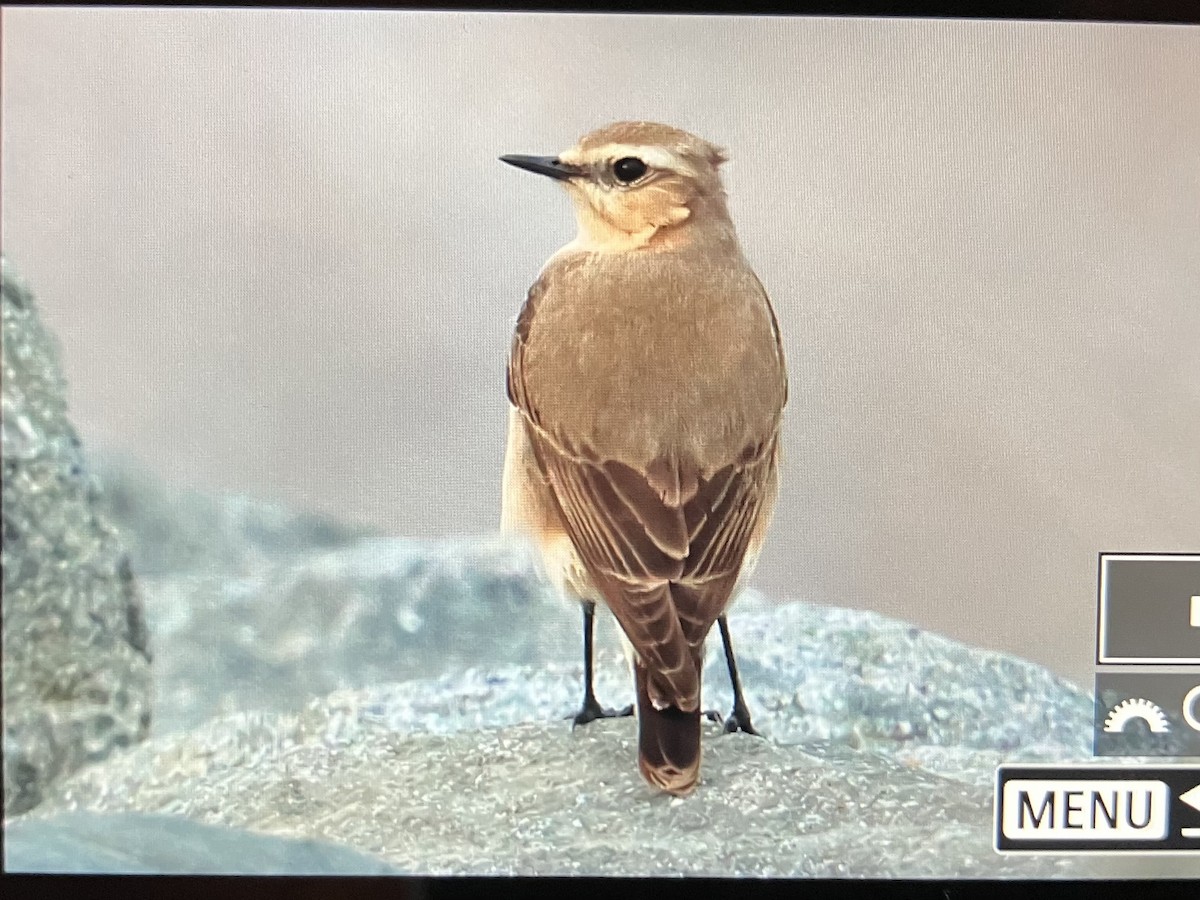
[0,0,1197,23]
[3,2,1199,899]
[4,876,1200,899]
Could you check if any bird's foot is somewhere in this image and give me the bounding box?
[706,703,760,736]
[569,697,634,729]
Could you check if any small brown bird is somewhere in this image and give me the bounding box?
[499,121,787,796]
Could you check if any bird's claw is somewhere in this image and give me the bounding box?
[724,714,760,736]
[569,700,634,729]
[706,705,760,736]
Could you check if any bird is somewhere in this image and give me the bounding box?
[499,121,787,796]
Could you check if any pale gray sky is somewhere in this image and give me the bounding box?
[3,9,1198,687]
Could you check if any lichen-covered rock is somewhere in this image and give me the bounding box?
[1,257,152,815]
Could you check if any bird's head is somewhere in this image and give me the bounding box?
[501,121,734,252]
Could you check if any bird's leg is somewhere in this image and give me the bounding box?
[570,600,634,728]
[714,614,760,736]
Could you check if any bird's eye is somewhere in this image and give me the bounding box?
[612,157,648,184]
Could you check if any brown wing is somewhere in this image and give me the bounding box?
[508,277,780,712]
[520,419,776,712]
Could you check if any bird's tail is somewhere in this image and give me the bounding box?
[634,660,702,797]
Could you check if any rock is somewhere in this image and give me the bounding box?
[1,258,152,815]
[136,532,580,736]
[3,693,1100,878]
[131,520,1094,787]
[3,810,403,875]
[13,440,1197,877]
[83,453,565,736]
[14,524,1200,877]
[0,540,1140,879]
[90,448,375,579]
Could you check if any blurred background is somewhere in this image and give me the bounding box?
[3,8,1198,689]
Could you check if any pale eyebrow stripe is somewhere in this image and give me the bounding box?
[586,144,680,171]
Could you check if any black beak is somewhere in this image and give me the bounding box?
[499,154,582,181]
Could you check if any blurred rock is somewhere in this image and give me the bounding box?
[1,257,152,815]
[90,449,375,578]
[3,810,403,874]
[141,535,578,735]
[327,591,1098,789]
[117,493,1094,776]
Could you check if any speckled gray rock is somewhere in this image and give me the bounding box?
[19,692,1164,880]
[1,258,152,815]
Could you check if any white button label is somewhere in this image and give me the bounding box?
[1001,779,1169,841]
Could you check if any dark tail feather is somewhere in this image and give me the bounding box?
[634,661,701,796]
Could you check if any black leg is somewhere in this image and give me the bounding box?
[570,600,634,728]
[716,614,759,735]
